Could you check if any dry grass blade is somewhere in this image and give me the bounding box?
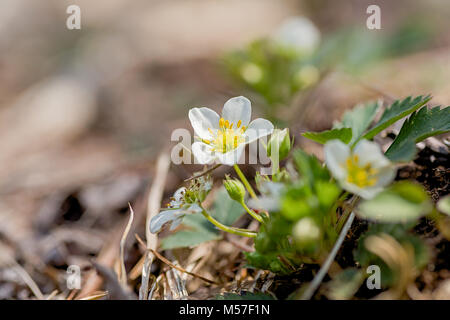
[300,211,356,300]
[119,204,134,286]
[140,152,170,300]
[79,291,109,300]
[12,264,45,300]
[135,234,218,285]
[184,164,221,182]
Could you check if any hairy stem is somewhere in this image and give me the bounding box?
[200,206,257,238]
[241,201,263,223]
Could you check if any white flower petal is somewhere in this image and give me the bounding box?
[221,96,252,127]
[172,187,186,204]
[192,142,215,164]
[189,107,220,140]
[245,118,274,144]
[150,209,184,233]
[324,139,350,180]
[215,144,245,166]
[374,166,397,189]
[248,196,280,212]
[169,217,183,231]
[354,140,390,168]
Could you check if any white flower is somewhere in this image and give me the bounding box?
[273,17,321,54]
[324,139,396,200]
[189,96,274,165]
[248,181,284,212]
[149,187,201,233]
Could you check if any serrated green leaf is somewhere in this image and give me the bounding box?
[357,181,432,223]
[385,106,450,161]
[302,127,352,144]
[161,188,244,249]
[334,100,381,145]
[363,95,431,140]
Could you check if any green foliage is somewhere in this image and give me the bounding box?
[325,268,364,300]
[245,150,340,274]
[314,20,434,73]
[302,128,352,145]
[333,100,380,145]
[223,39,320,121]
[363,95,431,140]
[385,106,450,161]
[355,223,430,287]
[161,188,244,249]
[357,181,432,223]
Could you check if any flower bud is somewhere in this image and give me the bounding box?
[267,128,291,161]
[223,177,246,203]
[293,217,321,245]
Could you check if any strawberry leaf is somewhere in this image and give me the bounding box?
[385,106,450,161]
[302,128,352,144]
[363,95,431,140]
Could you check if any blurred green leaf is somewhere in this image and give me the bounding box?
[355,223,430,287]
[333,100,381,145]
[325,268,364,300]
[357,181,432,223]
[363,95,431,140]
[161,188,244,249]
[302,128,352,145]
[385,106,450,162]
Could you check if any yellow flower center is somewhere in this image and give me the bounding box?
[202,118,246,153]
[345,154,378,188]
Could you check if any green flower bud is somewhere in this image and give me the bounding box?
[267,128,291,161]
[223,177,246,203]
[293,217,321,245]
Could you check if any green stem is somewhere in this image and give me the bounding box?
[200,207,257,238]
[241,201,263,223]
[233,164,258,200]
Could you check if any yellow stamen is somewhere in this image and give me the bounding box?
[237,120,242,128]
[225,120,230,129]
[219,118,225,129]
[345,154,379,188]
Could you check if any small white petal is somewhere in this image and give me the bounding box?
[189,107,220,140]
[214,144,246,166]
[248,196,280,212]
[245,118,274,143]
[354,140,390,168]
[150,209,184,233]
[324,139,350,180]
[374,166,397,189]
[169,217,183,231]
[192,142,215,164]
[221,96,252,127]
[172,187,186,203]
